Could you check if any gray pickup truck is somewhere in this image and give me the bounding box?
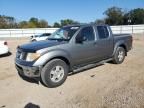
[15,24,132,87]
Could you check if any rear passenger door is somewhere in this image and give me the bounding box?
[95,26,114,59]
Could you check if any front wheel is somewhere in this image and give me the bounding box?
[113,47,126,64]
[41,59,68,88]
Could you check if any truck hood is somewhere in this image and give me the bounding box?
[18,40,68,52]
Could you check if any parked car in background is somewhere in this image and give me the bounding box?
[15,24,132,88]
[31,33,51,42]
[0,41,9,55]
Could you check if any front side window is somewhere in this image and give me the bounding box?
[80,26,95,41]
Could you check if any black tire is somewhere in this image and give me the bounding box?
[113,47,126,64]
[41,59,68,88]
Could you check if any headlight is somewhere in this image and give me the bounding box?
[26,53,40,61]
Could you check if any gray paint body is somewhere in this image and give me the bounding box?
[15,24,132,77]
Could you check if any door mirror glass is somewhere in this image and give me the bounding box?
[76,34,83,43]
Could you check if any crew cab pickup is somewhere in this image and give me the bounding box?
[15,24,132,87]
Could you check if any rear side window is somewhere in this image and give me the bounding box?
[81,26,95,41]
[97,26,109,39]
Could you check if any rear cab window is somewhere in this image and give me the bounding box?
[96,26,109,39]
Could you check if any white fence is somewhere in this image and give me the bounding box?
[0,25,144,37]
[111,24,144,34]
[0,28,58,37]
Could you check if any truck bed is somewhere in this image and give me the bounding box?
[113,33,131,37]
[113,33,132,52]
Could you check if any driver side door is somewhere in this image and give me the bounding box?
[71,26,97,66]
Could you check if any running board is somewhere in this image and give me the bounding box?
[73,58,112,73]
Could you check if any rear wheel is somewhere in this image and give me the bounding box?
[113,47,126,64]
[41,59,68,88]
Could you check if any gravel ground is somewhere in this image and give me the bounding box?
[0,35,144,108]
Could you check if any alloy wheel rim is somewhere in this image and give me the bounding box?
[118,51,124,61]
[50,66,64,83]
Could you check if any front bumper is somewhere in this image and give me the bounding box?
[15,62,41,78]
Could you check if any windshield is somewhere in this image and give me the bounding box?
[48,26,80,40]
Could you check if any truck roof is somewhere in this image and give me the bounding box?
[63,23,108,28]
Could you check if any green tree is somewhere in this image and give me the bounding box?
[127,8,144,24]
[104,7,124,25]
[18,18,49,28]
[28,17,39,28]
[0,16,7,28]
[0,15,16,28]
[38,19,48,28]
[53,22,61,28]
[60,19,79,26]
[5,16,16,28]
[18,21,28,28]
[95,19,105,24]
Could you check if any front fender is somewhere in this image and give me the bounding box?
[33,50,72,67]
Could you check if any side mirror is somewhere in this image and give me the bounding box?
[76,34,87,43]
[76,35,83,43]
